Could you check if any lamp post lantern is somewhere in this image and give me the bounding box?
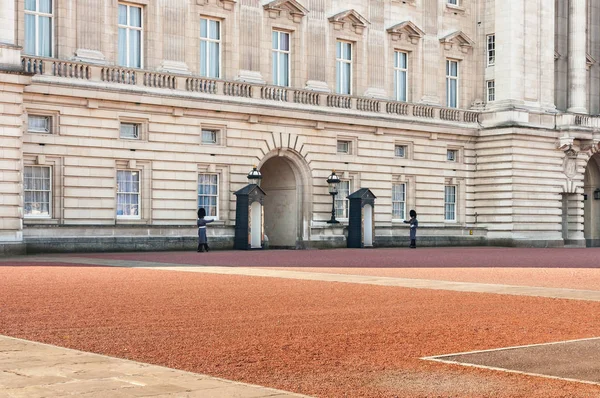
[247,165,262,186]
[326,170,341,224]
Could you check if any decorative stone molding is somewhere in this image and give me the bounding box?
[439,31,474,53]
[586,53,596,70]
[73,49,107,65]
[196,0,236,11]
[328,10,370,35]
[263,0,308,23]
[386,21,424,44]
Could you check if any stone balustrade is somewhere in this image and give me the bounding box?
[20,56,490,126]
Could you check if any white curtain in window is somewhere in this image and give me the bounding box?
[394,52,407,102]
[200,19,220,78]
[198,174,218,217]
[24,14,36,55]
[392,183,406,219]
[39,16,52,57]
[336,42,351,95]
[444,186,456,220]
[335,181,350,218]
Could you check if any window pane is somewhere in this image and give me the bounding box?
[200,41,207,76]
[129,6,142,27]
[129,29,141,68]
[209,42,219,78]
[272,31,278,49]
[39,16,52,57]
[25,0,36,11]
[280,32,289,51]
[39,0,52,13]
[24,14,35,55]
[398,52,407,69]
[198,173,219,219]
[118,28,127,66]
[118,5,127,25]
[280,52,289,86]
[200,18,207,38]
[336,41,341,58]
[209,20,219,40]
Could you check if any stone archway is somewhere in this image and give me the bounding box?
[584,154,600,246]
[259,149,312,248]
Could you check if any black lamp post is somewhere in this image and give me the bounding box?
[326,170,340,224]
[247,165,262,186]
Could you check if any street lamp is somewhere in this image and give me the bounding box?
[247,165,262,186]
[326,170,340,224]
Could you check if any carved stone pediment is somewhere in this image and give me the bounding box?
[196,0,236,11]
[439,31,475,53]
[263,0,308,22]
[328,10,370,35]
[387,21,424,44]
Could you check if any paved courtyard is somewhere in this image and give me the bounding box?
[1,247,600,397]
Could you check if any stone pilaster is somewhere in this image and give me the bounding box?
[75,0,107,63]
[420,0,440,104]
[304,0,328,91]
[568,0,587,113]
[237,0,264,83]
[364,0,386,99]
[158,0,189,74]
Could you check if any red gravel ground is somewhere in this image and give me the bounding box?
[2,260,600,397]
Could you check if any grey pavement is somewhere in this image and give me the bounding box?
[10,256,600,302]
[0,335,311,398]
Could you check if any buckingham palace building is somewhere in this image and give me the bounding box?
[1,0,600,254]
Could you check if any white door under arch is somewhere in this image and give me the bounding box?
[250,201,262,249]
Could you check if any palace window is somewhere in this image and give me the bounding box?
[487,34,495,66]
[447,0,459,5]
[117,170,140,218]
[392,183,406,220]
[198,173,218,219]
[395,145,407,158]
[118,3,143,68]
[446,59,459,108]
[447,149,458,162]
[24,0,53,57]
[337,140,351,154]
[200,18,221,78]
[487,80,495,102]
[120,122,140,140]
[336,41,352,95]
[335,180,351,219]
[272,30,290,87]
[444,185,457,221]
[394,51,408,102]
[28,115,51,134]
[24,166,51,217]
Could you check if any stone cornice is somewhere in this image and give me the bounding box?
[263,0,308,22]
[386,21,425,44]
[328,10,370,35]
[439,31,475,53]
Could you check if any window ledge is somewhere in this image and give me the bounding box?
[446,4,466,14]
[24,218,59,225]
[116,219,148,225]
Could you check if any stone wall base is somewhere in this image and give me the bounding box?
[0,243,26,256]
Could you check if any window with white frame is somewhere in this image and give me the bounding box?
[444,185,457,221]
[394,51,408,102]
[118,3,143,68]
[201,129,219,144]
[337,140,350,154]
[392,183,406,220]
[198,173,218,219]
[395,145,407,158]
[24,0,53,57]
[200,18,221,78]
[447,0,459,5]
[120,122,140,139]
[336,41,352,95]
[272,30,290,87]
[447,149,458,162]
[117,170,140,218]
[24,165,51,217]
[487,80,495,102]
[28,115,51,133]
[487,34,495,66]
[446,59,459,108]
[335,180,351,219]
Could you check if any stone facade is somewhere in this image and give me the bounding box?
[1,0,599,253]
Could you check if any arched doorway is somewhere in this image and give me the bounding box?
[584,154,600,246]
[259,150,311,248]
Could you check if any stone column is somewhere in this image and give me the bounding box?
[568,0,587,113]
[420,0,440,104]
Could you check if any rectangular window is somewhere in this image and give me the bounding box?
[395,145,407,158]
[200,18,221,78]
[447,0,459,5]
[392,183,406,220]
[24,165,51,217]
[120,122,140,140]
[444,185,457,221]
[272,30,290,87]
[394,51,408,102]
[487,80,495,102]
[336,41,352,95]
[118,3,143,68]
[28,115,51,133]
[201,129,218,144]
[487,34,495,66]
[446,59,459,108]
[117,170,140,218]
[337,140,350,154]
[335,180,351,219]
[447,149,458,162]
[198,173,218,219]
[24,0,53,57]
